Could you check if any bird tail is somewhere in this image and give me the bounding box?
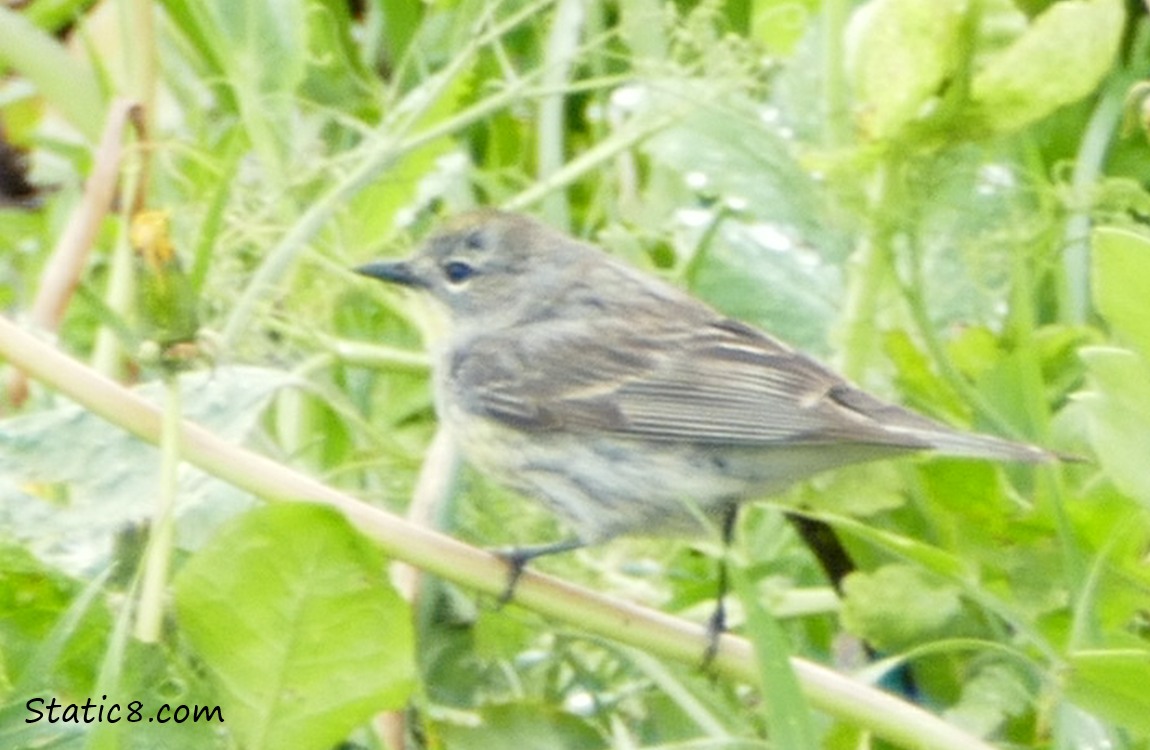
[915,428,1061,463]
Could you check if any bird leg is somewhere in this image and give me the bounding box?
[493,538,585,605]
[703,503,740,667]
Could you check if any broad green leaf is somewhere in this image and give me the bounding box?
[692,220,842,354]
[970,0,1124,135]
[0,366,291,572]
[942,660,1033,736]
[644,100,849,259]
[644,99,849,353]
[1076,347,1150,508]
[912,151,1048,332]
[1065,649,1150,735]
[1092,226,1150,360]
[175,503,415,750]
[840,564,962,651]
[847,0,969,139]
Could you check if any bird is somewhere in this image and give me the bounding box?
[355,209,1055,652]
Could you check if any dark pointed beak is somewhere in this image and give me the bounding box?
[354,260,427,288]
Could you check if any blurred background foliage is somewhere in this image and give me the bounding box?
[2,0,1150,748]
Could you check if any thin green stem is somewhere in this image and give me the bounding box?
[819,0,850,148]
[897,232,1029,439]
[505,95,698,212]
[133,372,181,643]
[536,0,585,228]
[1006,222,1088,625]
[1060,74,1126,325]
[838,160,895,380]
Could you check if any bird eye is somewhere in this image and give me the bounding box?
[442,261,476,284]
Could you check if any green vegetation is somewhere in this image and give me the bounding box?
[1,1,1149,748]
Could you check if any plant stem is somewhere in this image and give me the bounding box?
[133,372,181,643]
[536,0,584,228]
[1060,73,1126,324]
[838,159,894,381]
[820,0,850,148]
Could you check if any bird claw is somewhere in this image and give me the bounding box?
[493,548,530,606]
[490,539,585,606]
[701,598,727,669]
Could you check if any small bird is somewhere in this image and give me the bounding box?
[356,210,1053,641]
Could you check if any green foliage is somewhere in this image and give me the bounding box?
[3,0,1150,749]
[1066,649,1150,734]
[841,564,964,652]
[968,0,1125,135]
[848,0,971,140]
[175,503,416,750]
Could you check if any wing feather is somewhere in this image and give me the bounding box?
[450,316,937,450]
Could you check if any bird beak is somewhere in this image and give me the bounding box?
[354,259,427,288]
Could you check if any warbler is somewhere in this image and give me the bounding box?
[356,210,1052,611]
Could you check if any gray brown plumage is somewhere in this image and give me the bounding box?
[357,209,1052,543]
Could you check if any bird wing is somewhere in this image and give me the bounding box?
[448,316,942,450]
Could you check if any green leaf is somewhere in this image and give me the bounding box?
[885,329,967,422]
[379,0,425,67]
[174,503,415,750]
[752,0,818,55]
[732,562,818,749]
[801,463,906,517]
[1076,347,1150,508]
[159,0,309,166]
[0,367,291,571]
[0,545,110,696]
[644,99,849,352]
[847,0,970,139]
[1065,649,1150,735]
[942,660,1034,737]
[1092,226,1150,360]
[644,100,848,256]
[825,514,971,580]
[840,564,963,652]
[691,220,842,354]
[299,0,381,118]
[0,7,105,142]
[970,0,1125,135]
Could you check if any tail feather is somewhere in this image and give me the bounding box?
[913,429,1056,463]
[827,385,1066,463]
